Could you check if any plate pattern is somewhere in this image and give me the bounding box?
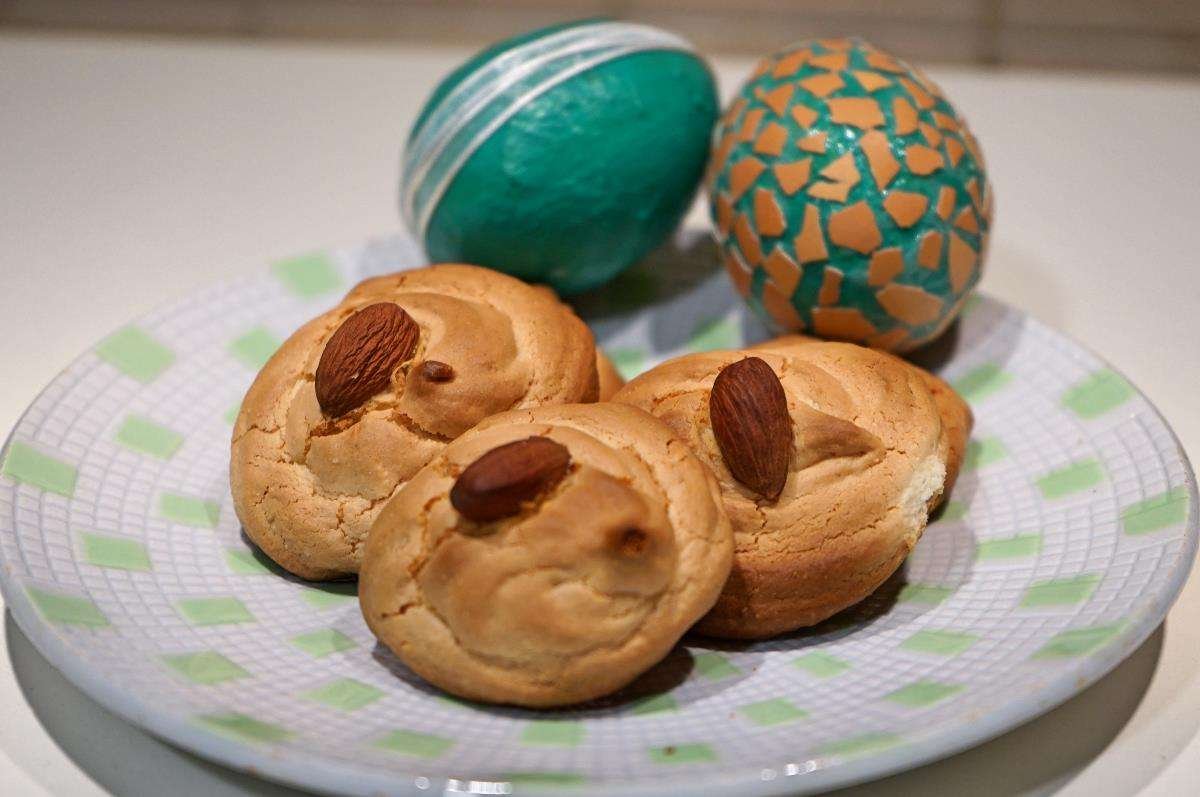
[0,232,1195,796]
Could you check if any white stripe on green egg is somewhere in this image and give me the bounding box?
[400,19,717,295]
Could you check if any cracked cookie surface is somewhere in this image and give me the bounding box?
[230,264,599,580]
[614,336,971,638]
[359,403,733,707]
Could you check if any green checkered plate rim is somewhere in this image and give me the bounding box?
[0,230,1195,796]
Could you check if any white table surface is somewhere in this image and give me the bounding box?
[1,31,1198,797]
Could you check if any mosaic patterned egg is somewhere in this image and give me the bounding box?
[708,38,993,351]
[401,19,718,295]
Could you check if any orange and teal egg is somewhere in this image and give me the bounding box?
[402,19,719,295]
[708,38,992,351]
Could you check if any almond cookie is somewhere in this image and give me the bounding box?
[359,403,733,707]
[230,264,598,580]
[613,337,971,638]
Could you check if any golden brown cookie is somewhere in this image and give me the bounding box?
[595,350,626,401]
[614,336,971,639]
[359,403,733,707]
[230,264,599,580]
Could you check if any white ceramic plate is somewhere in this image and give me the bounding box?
[0,231,1195,796]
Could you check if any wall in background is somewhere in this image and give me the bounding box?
[2,0,1199,73]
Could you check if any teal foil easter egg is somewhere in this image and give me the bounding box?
[402,20,719,295]
[708,38,993,351]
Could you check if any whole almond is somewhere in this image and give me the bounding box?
[315,302,419,417]
[709,356,793,500]
[450,436,571,522]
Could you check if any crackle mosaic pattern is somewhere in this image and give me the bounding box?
[0,231,1194,797]
[709,38,992,352]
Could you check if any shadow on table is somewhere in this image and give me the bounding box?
[0,609,1187,797]
[4,612,313,797]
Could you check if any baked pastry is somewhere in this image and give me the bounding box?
[359,403,733,707]
[595,349,626,400]
[613,336,971,638]
[230,264,599,580]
